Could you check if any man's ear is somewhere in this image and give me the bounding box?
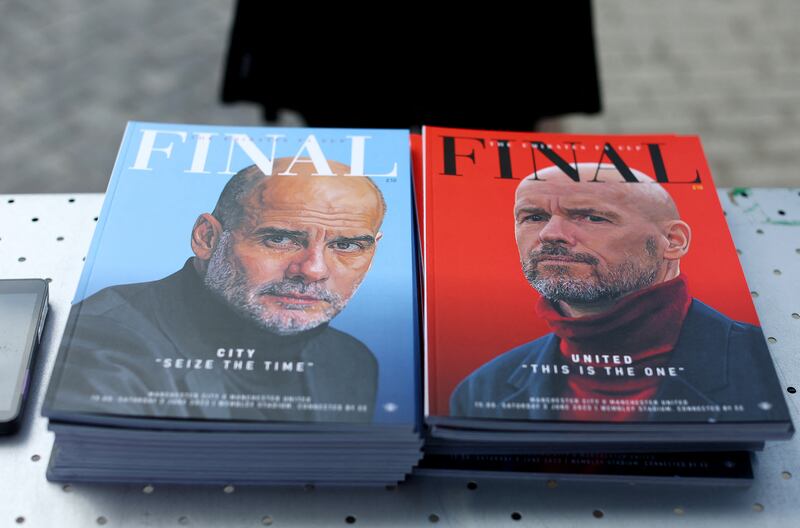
[663,220,691,261]
[191,213,223,261]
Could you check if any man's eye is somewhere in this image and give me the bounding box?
[521,214,547,223]
[330,241,363,252]
[585,215,608,223]
[263,236,297,247]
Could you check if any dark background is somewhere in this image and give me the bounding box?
[1,0,797,193]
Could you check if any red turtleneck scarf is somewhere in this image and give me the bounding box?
[535,274,692,422]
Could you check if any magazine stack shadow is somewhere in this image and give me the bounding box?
[42,123,422,485]
[415,127,794,484]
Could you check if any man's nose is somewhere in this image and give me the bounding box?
[538,216,575,245]
[286,245,330,283]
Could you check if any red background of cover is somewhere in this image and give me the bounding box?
[423,127,760,417]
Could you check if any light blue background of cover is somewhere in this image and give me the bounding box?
[75,122,419,426]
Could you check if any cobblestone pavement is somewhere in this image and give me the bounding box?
[0,0,798,192]
[558,0,800,188]
[0,0,261,193]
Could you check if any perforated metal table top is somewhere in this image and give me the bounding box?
[0,189,797,526]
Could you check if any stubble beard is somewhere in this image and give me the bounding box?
[522,240,661,305]
[203,231,351,335]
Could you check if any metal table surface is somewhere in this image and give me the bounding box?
[0,189,797,527]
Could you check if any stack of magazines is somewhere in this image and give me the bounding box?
[417,126,793,482]
[42,121,794,486]
[42,123,422,485]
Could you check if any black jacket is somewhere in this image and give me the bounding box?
[46,260,378,424]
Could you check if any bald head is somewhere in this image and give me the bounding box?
[516,164,680,225]
[213,158,386,231]
[192,157,386,335]
[513,163,692,315]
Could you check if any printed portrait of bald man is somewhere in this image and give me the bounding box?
[450,163,782,422]
[53,158,386,423]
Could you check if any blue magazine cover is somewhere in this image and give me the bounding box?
[44,122,418,428]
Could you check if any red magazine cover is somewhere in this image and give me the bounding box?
[423,126,790,428]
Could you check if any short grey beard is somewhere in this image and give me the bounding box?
[203,231,348,335]
[522,244,661,305]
